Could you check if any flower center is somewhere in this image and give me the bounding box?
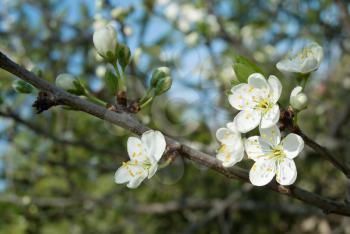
[268,146,286,160]
[255,99,272,113]
[298,48,313,60]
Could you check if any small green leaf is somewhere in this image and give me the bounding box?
[117,44,131,68]
[104,70,118,95]
[233,63,254,83]
[232,55,264,83]
[12,80,34,94]
[234,56,264,74]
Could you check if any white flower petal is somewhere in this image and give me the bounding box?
[127,137,148,162]
[290,86,302,98]
[127,169,148,188]
[300,57,318,73]
[276,158,297,186]
[148,163,158,179]
[260,104,280,129]
[244,136,271,161]
[259,124,280,146]
[281,133,304,159]
[115,163,147,189]
[248,73,269,92]
[114,165,132,184]
[228,84,247,110]
[234,109,261,133]
[141,130,166,162]
[226,122,239,135]
[216,143,244,167]
[276,60,294,73]
[268,75,282,104]
[216,127,240,145]
[249,159,276,186]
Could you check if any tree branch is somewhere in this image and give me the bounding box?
[281,108,350,178]
[0,108,124,157]
[1,50,350,216]
[298,130,350,178]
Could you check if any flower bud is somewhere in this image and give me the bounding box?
[154,76,172,96]
[117,43,131,68]
[55,73,84,95]
[150,67,170,87]
[30,67,43,77]
[12,80,34,94]
[290,86,308,110]
[93,25,118,60]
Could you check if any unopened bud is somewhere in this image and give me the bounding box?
[93,25,118,60]
[150,67,170,87]
[12,80,34,94]
[154,76,172,96]
[55,73,84,95]
[30,67,43,77]
[290,86,308,110]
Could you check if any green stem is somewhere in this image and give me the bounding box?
[139,96,153,109]
[113,62,121,78]
[113,62,127,92]
[83,88,106,106]
[158,159,172,169]
[298,73,310,89]
[293,112,299,126]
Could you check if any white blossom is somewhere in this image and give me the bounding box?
[228,73,282,133]
[115,130,166,189]
[290,86,308,110]
[93,25,118,58]
[276,42,323,74]
[216,122,244,167]
[245,125,304,186]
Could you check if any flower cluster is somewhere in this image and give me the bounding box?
[217,73,305,186]
[114,130,166,188]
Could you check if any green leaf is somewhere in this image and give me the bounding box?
[104,70,118,95]
[12,80,34,94]
[232,55,264,83]
[235,56,264,73]
[233,63,254,83]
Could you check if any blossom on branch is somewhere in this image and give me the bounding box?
[228,73,282,133]
[216,122,244,167]
[115,130,166,188]
[245,125,304,186]
[276,42,323,74]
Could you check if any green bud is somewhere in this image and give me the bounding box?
[12,80,34,94]
[150,67,170,87]
[154,76,172,96]
[117,43,131,68]
[30,67,43,77]
[55,73,85,95]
